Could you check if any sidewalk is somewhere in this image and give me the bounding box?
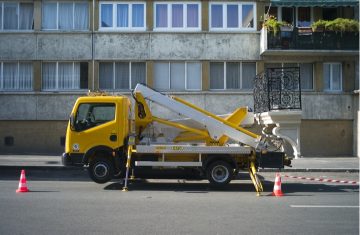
[0,155,358,172]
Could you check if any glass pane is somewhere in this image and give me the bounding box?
[156,4,167,27]
[19,3,34,30]
[210,62,224,89]
[332,63,341,91]
[131,62,146,89]
[298,7,311,27]
[281,7,293,25]
[0,5,2,30]
[132,4,144,27]
[115,62,129,89]
[42,63,57,90]
[59,3,73,30]
[99,63,114,89]
[19,63,33,90]
[242,4,254,28]
[172,4,183,28]
[186,62,201,90]
[58,62,74,89]
[4,3,18,29]
[42,2,57,29]
[226,62,240,89]
[187,4,198,27]
[300,63,313,90]
[170,62,185,90]
[242,62,256,89]
[3,63,18,89]
[323,64,331,90]
[227,5,238,28]
[117,4,128,27]
[211,5,223,28]
[74,3,88,30]
[154,62,169,90]
[101,4,113,27]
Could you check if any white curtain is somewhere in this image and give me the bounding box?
[242,4,254,28]
[154,62,169,90]
[3,63,17,89]
[227,5,238,28]
[115,62,129,89]
[186,62,201,90]
[131,62,146,89]
[132,4,144,27]
[117,4,128,27]
[210,62,224,89]
[18,63,33,90]
[101,4,113,27]
[332,63,342,91]
[156,4,167,27]
[211,5,222,28]
[59,3,73,30]
[170,62,185,90]
[19,3,34,30]
[226,62,240,89]
[172,4,183,28]
[99,63,114,89]
[42,2,57,29]
[0,5,2,30]
[42,63,57,90]
[187,4,198,28]
[74,3,88,30]
[242,62,256,89]
[4,3,18,30]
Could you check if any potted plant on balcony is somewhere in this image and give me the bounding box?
[263,15,285,36]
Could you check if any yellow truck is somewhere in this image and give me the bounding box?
[62,84,291,193]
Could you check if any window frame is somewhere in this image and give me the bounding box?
[153,61,202,91]
[42,1,89,31]
[323,62,342,92]
[99,1,146,31]
[209,61,257,91]
[99,61,147,90]
[0,61,33,91]
[153,2,201,32]
[209,2,256,31]
[41,61,87,91]
[0,2,34,31]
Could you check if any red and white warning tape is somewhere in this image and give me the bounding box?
[282,174,359,185]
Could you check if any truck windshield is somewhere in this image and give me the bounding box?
[74,103,115,132]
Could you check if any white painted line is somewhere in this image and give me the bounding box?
[291,205,359,208]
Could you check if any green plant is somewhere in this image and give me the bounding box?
[312,18,359,32]
[311,20,328,32]
[263,15,286,35]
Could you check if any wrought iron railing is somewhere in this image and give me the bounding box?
[254,67,302,113]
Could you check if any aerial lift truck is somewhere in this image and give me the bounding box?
[62,84,291,194]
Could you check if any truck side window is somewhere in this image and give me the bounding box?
[74,103,115,132]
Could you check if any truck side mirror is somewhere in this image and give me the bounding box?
[69,114,76,131]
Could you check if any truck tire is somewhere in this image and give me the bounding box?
[88,157,114,184]
[206,161,233,187]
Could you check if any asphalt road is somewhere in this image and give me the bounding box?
[0,170,358,235]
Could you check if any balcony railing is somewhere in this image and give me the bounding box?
[261,27,359,51]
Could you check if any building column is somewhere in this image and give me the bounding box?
[146,61,154,87]
[202,61,210,91]
[33,61,41,92]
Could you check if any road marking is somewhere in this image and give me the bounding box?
[291,205,359,208]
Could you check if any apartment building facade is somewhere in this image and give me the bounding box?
[0,0,358,157]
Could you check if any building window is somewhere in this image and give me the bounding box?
[281,7,294,25]
[297,7,312,27]
[99,2,145,31]
[153,62,201,91]
[42,62,88,91]
[324,63,342,91]
[265,63,313,90]
[154,2,200,31]
[0,2,34,30]
[0,62,33,91]
[322,8,337,21]
[210,2,256,31]
[99,62,146,90]
[42,1,89,30]
[210,62,256,90]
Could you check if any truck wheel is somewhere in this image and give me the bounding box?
[206,161,233,187]
[88,157,114,184]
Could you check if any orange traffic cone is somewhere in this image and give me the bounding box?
[16,169,29,193]
[272,173,283,197]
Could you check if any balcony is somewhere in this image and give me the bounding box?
[260,27,359,56]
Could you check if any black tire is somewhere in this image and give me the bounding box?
[206,161,233,187]
[88,157,114,184]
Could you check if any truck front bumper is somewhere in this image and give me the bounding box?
[62,153,84,167]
